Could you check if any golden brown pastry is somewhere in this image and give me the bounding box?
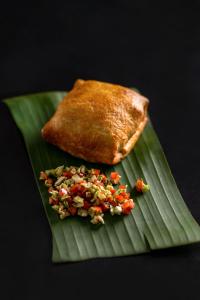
[41,79,149,165]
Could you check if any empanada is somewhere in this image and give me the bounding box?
[42,79,149,165]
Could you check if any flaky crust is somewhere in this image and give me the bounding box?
[41,79,149,165]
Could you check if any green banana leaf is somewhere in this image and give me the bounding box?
[4,91,200,262]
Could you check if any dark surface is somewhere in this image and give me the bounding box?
[1,2,200,300]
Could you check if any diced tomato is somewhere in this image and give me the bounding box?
[110,172,121,184]
[122,200,135,215]
[115,194,124,203]
[135,178,149,193]
[62,171,72,178]
[68,206,77,216]
[107,197,117,207]
[59,188,67,197]
[119,185,126,189]
[70,184,85,195]
[135,179,144,192]
[78,186,86,196]
[83,200,91,210]
[110,189,116,194]
[110,172,119,179]
[100,203,110,212]
[120,192,130,199]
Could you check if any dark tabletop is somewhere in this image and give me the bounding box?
[1,2,200,300]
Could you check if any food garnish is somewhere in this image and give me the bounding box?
[39,165,136,224]
[135,178,150,193]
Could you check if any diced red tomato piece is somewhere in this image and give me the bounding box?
[120,192,130,199]
[68,206,77,216]
[119,185,126,189]
[59,188,67,197]
[107,197,117,207]
[83,200,91,210]
[135,178,149,193]
[110,172,121,184]
[115,194,124,203]
[100,203,110,212]
[110,189,116,194]
[70,184,78,193]
[110,172,118,179]
[135,179,144,192]
[122,200,135,215]
[70,184,85,195]
[63,171,72,178]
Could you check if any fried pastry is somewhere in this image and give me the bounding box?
[41,79,149,165]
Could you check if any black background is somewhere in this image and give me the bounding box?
[1,2,200,300]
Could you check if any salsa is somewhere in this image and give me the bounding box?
[39,165,149,224]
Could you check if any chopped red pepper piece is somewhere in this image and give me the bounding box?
[122,200,135,215]
[110,172,121,184]
[70,184,85,195]
[110,189,116,194]
[100,203,110,212]
[119,185,126,189]
[115,194,125,203]
[63,171,72,178]
[135,178,150,193]
[83,200,91,210]
[110,172,118,179]
[59,188,67,197]
[120,191,130,199]
[107,197,117,207]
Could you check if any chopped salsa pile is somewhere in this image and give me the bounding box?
[39,165,149,225]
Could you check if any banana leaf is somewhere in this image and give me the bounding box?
[4,91,200,262]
